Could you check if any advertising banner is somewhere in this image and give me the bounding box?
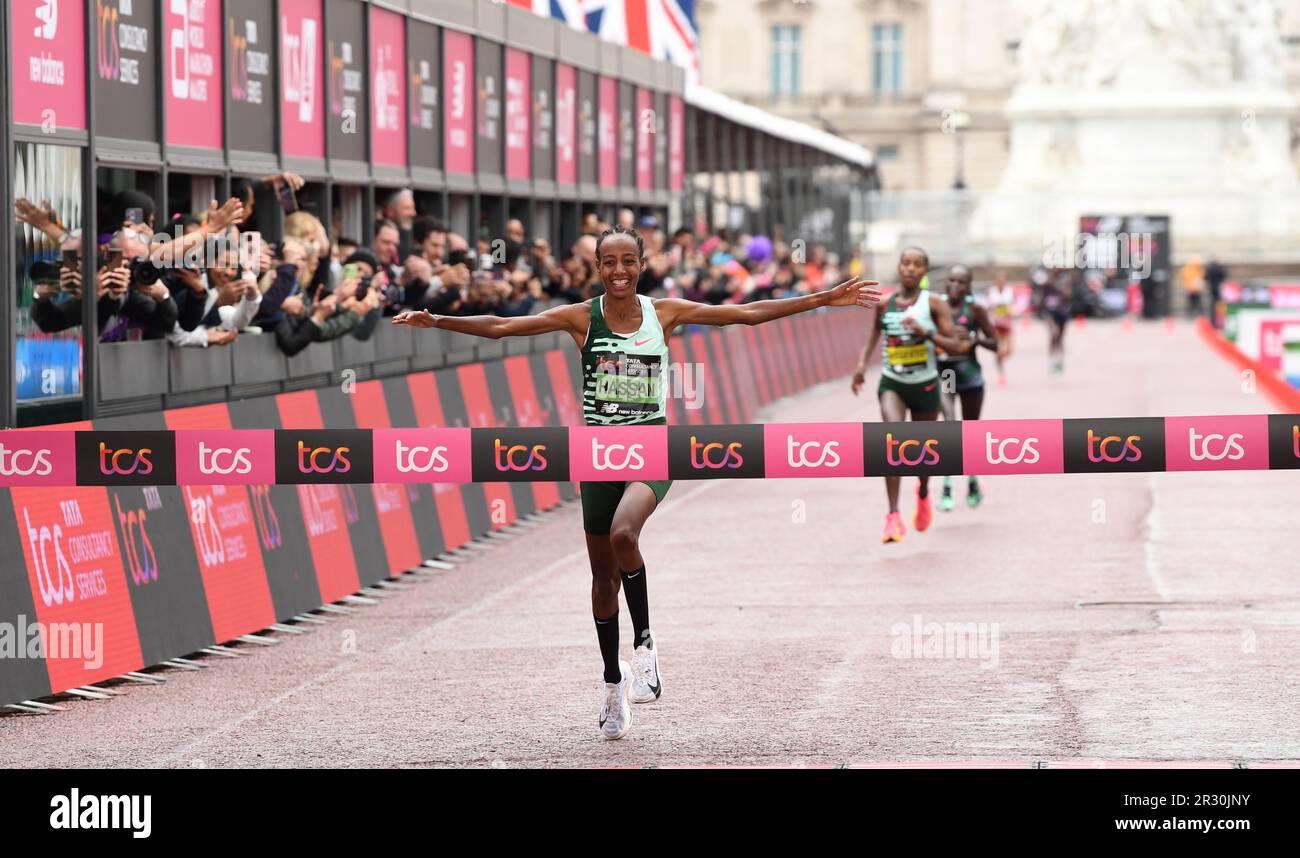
[165,0,224,149]
[369,5,407,166]
[280,0,325,160]
[11,0,87,130]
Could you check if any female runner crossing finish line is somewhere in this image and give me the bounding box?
[395,224,882,740]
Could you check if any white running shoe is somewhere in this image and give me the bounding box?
[599,660,633,740]
[630,632,662,703]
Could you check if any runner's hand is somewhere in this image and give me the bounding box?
[825,277,882,308]
[392,309,437,328]
[851,366,866,396]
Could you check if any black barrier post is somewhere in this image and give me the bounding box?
[703,111,717,233]
[754,125,759,237]
[82,0,100,421]
[0,4,12,428]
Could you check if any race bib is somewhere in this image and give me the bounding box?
[592,352,663,418]
[886,340,929,370]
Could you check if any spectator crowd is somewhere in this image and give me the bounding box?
[17,180,850,359]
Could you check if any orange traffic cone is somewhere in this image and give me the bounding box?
[1074,314,1086,329]
[1122,315,1134,332]
[1164,315,1175,332]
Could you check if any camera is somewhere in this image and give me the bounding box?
[129,258,164,287]
[447,249,477,272]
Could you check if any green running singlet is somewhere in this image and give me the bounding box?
[582,294,670,426]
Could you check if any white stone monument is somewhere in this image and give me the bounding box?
[970,0,1299,264]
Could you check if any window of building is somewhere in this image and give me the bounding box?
[872,23,903,96]
[876,145,900,161]
[771,25,801,97]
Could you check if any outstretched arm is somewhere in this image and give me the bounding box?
[391,301,585,341]
[656,277,881,336]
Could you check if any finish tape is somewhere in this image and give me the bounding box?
[2,415,1297,487]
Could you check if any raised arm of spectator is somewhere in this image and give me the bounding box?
[150,198,245,267]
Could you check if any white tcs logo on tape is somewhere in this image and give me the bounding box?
[786,436,840,469]
[591,439,645,471]
[984,433,1040,466]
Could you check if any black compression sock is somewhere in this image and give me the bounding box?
[594,611,621,684]
[620,566,651,649]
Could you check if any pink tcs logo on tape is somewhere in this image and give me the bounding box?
[0,431,76,486]
[1164,415,1269,472]
[174,430,276,485]
[763,423,864,478]
[569,425,669,481]
[962,419,1064,475]
[372,428,473,483]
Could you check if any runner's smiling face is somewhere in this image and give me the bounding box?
[597,233,644,299]
[898,250,928,291]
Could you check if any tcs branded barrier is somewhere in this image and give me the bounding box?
[0,311,864,707]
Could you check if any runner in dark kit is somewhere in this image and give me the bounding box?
[935,265,998,511]
[395,224,882,739]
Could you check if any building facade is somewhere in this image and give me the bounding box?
[697,0,1300,194]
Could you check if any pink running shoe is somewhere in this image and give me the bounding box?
[881,511,906,544]
[914,486,933,532]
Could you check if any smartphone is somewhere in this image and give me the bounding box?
[355,278,371,301]
[342,263,360,282]
[125,207,144,225]
[104,248,125,270]
[277,182,299,214]
[62,248,80,271]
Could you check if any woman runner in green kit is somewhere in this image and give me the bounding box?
[851,246,966,544]
[395,225,882,740]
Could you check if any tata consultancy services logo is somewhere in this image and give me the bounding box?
[864,421,961,477]
[1266,414,1300,470]
[668,425,763,479]
[568,425,669,482]
[471,427,568,483]
[274,429,373,484]
[1165,415,1268,472]
[960,419,1064,475]
[1063,418,1164,473]
[75,431,177,486]
[764,423,862,479]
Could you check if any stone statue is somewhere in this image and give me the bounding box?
[1016,0,1283,90]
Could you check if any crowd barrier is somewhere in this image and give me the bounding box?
[0,310,864,707]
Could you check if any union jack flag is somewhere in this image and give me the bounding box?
[507,0,699,80]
